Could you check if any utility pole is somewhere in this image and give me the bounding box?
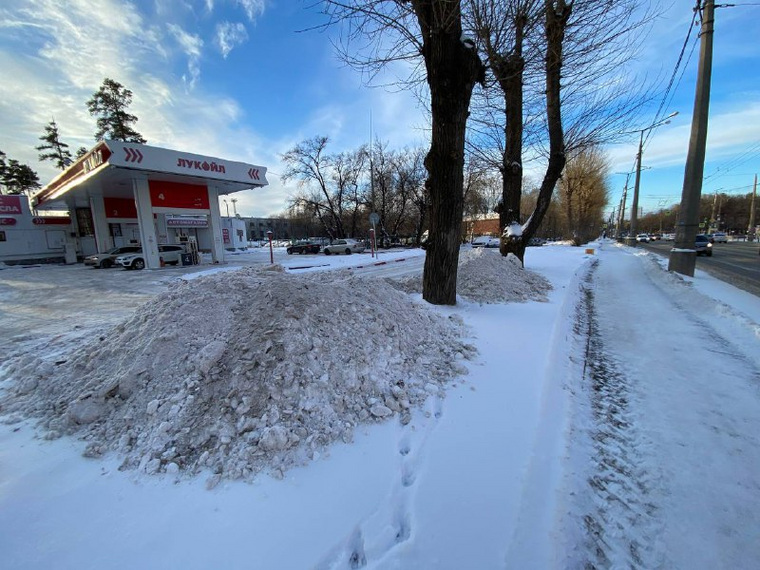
[616,173,631,240]
[669,0,715,276]
[628,132,645,245]
[628,111,678,246]
[748,174,757,241]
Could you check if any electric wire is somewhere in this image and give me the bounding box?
[642,0,701,151]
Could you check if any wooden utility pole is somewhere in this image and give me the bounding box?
[669,0,715,276]
[748,174,757,241]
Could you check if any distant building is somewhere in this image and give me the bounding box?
[241,217,294,241]
[465,214,500,239]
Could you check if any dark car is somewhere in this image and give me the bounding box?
[695,234,713,257]
[83,245,142,268]
[286,241,321,255]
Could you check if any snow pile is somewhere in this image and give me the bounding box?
[0,265,474,486]
[392,247,552,304]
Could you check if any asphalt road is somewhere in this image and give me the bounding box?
[636,240,760,297]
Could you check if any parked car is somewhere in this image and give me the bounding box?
[323,239,365,255]
[711,232,728,243]
[84,245,141,269]
[116,244,186,269]
[695,234,713,256]
[636,234,650,243]
[471,236,500,248]
[286,241,321,255]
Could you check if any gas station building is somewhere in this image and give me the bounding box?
[28,140,268,269]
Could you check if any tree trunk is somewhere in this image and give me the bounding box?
[495,13,527,259]
[414,1,484,305]
[518,0,571,262]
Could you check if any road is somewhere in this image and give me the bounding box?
[637,240,760,296]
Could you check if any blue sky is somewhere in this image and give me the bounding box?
[1,0,758,220]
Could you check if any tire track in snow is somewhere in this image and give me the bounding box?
[572,260,665,569]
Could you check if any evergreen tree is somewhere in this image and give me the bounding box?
[36,120,73,170]
[76,146,88,159]
[3,159,41,195]
[0,150,7,193]
[86,78,147,143]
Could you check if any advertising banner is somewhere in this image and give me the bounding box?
[0,195,23,215]
[149,181,210,210]
[104,197,138,219]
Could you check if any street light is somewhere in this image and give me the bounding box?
[627,111,678,246]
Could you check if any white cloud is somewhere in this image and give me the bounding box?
[215,21,248,58]
[237,0,266,22]
[167,23,203,90]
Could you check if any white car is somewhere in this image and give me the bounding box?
[471,236,500,248]
[711,232,728,243]
[636,234,650,243]
[116,245,186,270]
[323,239,365,255]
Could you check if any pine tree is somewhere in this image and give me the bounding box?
[76,146,88,159]
[3,159,41,195]
[0,150,7,193]
[36,120,73,170]
[86,78,147,143]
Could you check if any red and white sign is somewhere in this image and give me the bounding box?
[106,141,268,187]
[0,217,17,226]
[0,195,23,215]
[124,147,143,163]
[32,216,71,225]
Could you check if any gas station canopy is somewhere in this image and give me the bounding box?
[33,140,268,211]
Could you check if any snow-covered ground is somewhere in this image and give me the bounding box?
[1,241,759,569]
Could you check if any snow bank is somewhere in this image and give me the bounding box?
[392,247,552,304]
[0,265,474,486]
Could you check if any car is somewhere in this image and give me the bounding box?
[695,234,713,257]
[116,244,186,269]
[286,241,321,255]
[323,238,365,255]
[636,234,650,243]
[711,232,728,243]
[83,245,142,268]
[471,236,500,248]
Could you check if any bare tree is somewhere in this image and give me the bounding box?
[467,0,655,263]
[558,146,610,244]
[282,136,345,239]
[282,137,370,239]
[322,1,485,305]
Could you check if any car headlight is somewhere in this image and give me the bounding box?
[707,243,713,248]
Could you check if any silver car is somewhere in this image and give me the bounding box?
[84,245,142,269]
[323,239,365,255]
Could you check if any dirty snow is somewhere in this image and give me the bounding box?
[393,247,552,304]
[0,263,488,486]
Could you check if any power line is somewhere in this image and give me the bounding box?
[643,1,700,150]
[703,140,760,183]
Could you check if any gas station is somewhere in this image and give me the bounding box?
[31,140,268,269]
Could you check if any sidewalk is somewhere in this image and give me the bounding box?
[553,244,760,568]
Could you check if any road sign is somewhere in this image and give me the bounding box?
[369,212,380,225]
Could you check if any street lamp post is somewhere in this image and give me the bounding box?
[627,111,678,247]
